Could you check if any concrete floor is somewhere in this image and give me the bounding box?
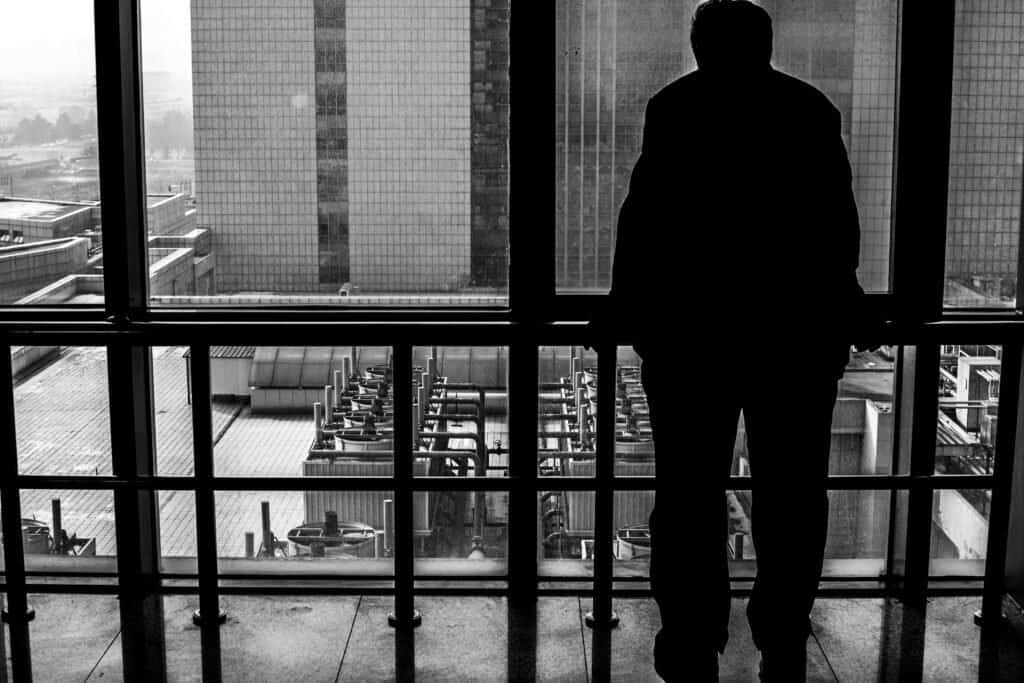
[6,594,1024,681]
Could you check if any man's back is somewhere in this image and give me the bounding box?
[610,67,863,349]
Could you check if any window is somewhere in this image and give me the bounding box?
[2,2,1024,681]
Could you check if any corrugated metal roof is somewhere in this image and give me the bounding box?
[183,346,256,360]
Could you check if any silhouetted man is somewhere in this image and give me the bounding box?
[607,1,865,681]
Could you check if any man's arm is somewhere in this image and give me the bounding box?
[609,96,664,305]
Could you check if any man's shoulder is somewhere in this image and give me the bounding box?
[649,71,702,108]
[769,69,840,117]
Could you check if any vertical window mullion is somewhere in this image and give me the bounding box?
[94,0,149,318]
[978,340,1023,678]
[890,0,956,320]
[508,2,557,321]
[391,342,417,681]
[0,346,33,682]
[108,343,166,680]
[190,345,222,683]
[507,340,538,679]
[588,344,617,681]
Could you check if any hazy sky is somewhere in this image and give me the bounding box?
[0,1,192,84]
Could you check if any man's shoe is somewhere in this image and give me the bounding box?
[757,644,806,682]
[653,629,718,682]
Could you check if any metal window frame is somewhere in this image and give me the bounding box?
[1,1,1024,682]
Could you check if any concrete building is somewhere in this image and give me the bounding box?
[0,197,97,244]
[191,0,509,294]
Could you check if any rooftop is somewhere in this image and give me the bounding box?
[0,198,93,222]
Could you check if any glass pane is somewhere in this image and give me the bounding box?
[213,346,393,476]
[20,490,117,573]
[930,488,989,577]
[0,4,103,305]
[220,596,357,679]
[159,490,196,573]
[414,489,508,572]
[413,346,508,478]
[88,595,204,681]
[831,345,897,476]
[26,594,119,681]
[335,596,396,681]
[943,4,1024,308]
[937,344,1002,475]
[13,346,112,477]
[414,597,507,681]
[539,490,593,578]
[538,346,597,478]
[141,0,509,306]
[215,491,392,574]
[924,597,982,681]
[153,346,194,476]
[555,0,898,293]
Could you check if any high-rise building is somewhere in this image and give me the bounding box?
[191,0,509,294]
[944,0,1024,303]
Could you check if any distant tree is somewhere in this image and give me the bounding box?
[14,114,55,144]
[145,110,194,156]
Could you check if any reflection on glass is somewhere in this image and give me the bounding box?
[13,346,112,476]
[215,491,392,572]
[936,345,1001,475]
[142,0,509,305]
[0,4,104,305]
[555,0,898,293]
[944,4,1024,308]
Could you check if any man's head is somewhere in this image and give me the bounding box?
[691,0,773,73]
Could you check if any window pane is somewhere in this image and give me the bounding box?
[26,594,120,682]
[555,0,898,293]
[414,597,507,681]
[140,0,509,306]
[538,346,596,478]
[154,346,195,476]
[930,488,989,577]
[159,490,197,574]
[0,4,103,305]
[213,346,392,476]
[219,596,358,679]
[944,4,1024,308]
[413,346,508,478]
[215,491,392,575]
[20,490,117,573]
[13,346,112,477]
[936,344,1001,475]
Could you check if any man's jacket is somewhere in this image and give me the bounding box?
[609,66,866,358]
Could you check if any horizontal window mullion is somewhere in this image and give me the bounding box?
[7,473,999,491]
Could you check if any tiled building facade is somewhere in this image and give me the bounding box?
[192,0,509,294]
[191,0,320,294]
[945,0,1024,303]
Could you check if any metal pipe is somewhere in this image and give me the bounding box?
[334,370,344,404]
[324,385,333,419]
[52,498,63,553]
[261,501,272,558]
[313,402,324,444]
